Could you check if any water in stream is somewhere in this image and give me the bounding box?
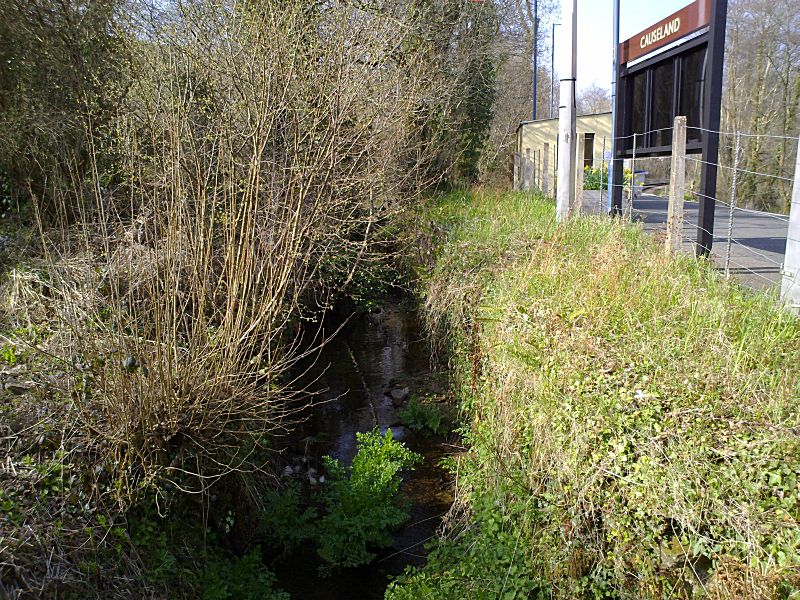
[274,304,452,599]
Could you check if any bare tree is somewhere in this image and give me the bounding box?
[722,0,800,211]
[577,83,612,115]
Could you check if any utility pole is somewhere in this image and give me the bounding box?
[556,0,577,221]
[532,0,539,120]
[551,23,560,119]
[608,0,621,214]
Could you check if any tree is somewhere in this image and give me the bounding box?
[576,83,611,115]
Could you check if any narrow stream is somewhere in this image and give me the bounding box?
[274,304,452,599]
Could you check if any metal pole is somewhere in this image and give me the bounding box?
[696,0,729,256]
[532,0,539,120]
[724,132,742,277]
[608,0,621,213]
[551,23,560,119]
[556,0,577,221]
[600,135,607,215]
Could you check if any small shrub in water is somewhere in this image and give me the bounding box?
[398,398,445,435]
[316,429,421,571]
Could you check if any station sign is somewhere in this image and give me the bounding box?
[620,0,711,64]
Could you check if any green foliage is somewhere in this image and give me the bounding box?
[1,344,19,365]
[398,398,444,435]
[259,484,317,555]
[129,511,181,586]
[394,190,800,598]
[583,164,632,190]
[386,494,538,600]
[316,429,421,571]
[129,504,287,599]
[198,548,289,600]
[454,3,498,185]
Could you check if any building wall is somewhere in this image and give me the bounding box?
[517,112,613,176]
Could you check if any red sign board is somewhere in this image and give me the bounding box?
[620,0,711,64]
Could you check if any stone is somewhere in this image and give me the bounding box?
[389,387,410,405]
[282,466,294,477]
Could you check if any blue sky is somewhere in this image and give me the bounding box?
[558,0,694,93]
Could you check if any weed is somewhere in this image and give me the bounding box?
[259,484,317,555]
[398,398,445,435]
[198,548,289,600]
[317,429,421,572]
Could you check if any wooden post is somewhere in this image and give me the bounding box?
[573,133,585,216]
[665,116,687,254]
[542,143,550,196]
[780,140,800,311]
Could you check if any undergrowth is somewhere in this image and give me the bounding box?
[388,190,800,599]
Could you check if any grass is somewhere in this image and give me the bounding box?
[388,190,800,599]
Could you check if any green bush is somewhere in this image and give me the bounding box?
[259,484,317,555]
[398,398,445,435]
[198,548,288,600]
[317,429,421,571]
[583,164,632,191]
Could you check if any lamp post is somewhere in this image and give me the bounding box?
[532,0,539,120]
[551,22,560,119]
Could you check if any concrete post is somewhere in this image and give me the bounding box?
[524,148,532,190]
[665,116,687,254]
[513,153,520,191]
[780,141,800,311]
[556,0,577,222]
[573,133,585,217]
[542,143,550,196]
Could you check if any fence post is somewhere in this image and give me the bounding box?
[665,116,687,253]
[542,143,550,196]
[780,140,800,311]
[553,141,558,199]
[573,133,585,217]
[513,153,520,191]
[524,148,532,190]
[724,132,741,277]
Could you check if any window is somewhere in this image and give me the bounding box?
[680,46,705,143]
[651,60,674,147]
[631,71,647,148]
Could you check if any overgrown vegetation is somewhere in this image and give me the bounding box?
[388,190,800,599]
[0,0,496,595]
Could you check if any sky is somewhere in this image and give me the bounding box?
[555,0,695,94]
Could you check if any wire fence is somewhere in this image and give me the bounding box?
[514,121,800,300]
